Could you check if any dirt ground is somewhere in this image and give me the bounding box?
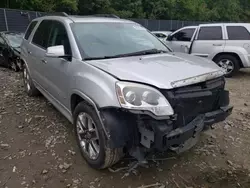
[0,67,250,188]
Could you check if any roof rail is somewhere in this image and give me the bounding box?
[92,14,120,18]
[50,12,69,17]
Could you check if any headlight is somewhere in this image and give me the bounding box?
[115,82,174,116]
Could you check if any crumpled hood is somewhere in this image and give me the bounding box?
[86,52,223,89]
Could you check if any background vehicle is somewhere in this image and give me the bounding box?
[0,31,24,71]
[152,31,172,41]
[165,23,250,77]
[20,14,232,170]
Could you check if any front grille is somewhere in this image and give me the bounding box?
[161,77,225,128]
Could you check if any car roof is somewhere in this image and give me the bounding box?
[33,15,135,24]
[199,23,250,27]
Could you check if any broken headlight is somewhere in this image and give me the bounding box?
[116,82,174,116]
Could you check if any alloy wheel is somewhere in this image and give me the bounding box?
[23,67,31,91]
[217,59,234,74]
[76,112,100,160]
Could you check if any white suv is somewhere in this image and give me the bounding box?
[165,23,250,77]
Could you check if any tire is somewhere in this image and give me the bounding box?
[214,54,240,78]
[73,102,123,169]
[23,64,40,97]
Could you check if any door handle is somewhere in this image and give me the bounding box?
[41,59,47,64]
[213,44,223,46]
[28,50,32,54]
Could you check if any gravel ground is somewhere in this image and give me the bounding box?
[1,67,250,188]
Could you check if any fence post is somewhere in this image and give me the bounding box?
[36,11,38,18]
[3,9,9,31]
[27,12,31,22]
[170,19,172,30]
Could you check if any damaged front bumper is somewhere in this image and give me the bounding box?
[101,77,233,158]
[148,105,233,152]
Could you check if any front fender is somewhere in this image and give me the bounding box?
[69,59,121,108]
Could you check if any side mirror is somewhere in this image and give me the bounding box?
[46,45,65,58]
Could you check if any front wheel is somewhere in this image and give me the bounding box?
[214,54,240,77]
[73,102,123,169]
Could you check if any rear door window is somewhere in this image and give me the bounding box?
[197,26,223,40]
[172,28,195,41]
[227,26,250,40]
[24,21,38,40]
[32,20,52,49]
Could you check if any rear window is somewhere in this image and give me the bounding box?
[227,26,250,40]
[198,26,222,40]
[24,21,38,40]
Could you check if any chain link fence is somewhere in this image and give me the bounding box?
[0,8,209,32]
[0,8,46,32]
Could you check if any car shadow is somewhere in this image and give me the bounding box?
[229,69,250,79]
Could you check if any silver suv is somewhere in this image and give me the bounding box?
[20,14,233,169]
[165,23,250,77]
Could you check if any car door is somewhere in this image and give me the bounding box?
[190,25,226,58]
[42,20,72,107]
[165,27,196,53]
[22,21,38,77]
[29,20,52,90]
[225,25,250,57]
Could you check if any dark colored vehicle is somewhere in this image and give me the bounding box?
[0,31,24,71]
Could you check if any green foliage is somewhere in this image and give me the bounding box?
[0,0,249,21]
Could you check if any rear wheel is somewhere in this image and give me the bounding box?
[74,102,123,169]
[23,64,39,96]
[214,54,240,77]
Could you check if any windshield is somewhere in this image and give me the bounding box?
[71,22,170,59]
[6,33,24,48]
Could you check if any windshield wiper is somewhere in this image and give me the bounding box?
[114,48,168,58]
[83,49,168,61]
[83,56,116,60]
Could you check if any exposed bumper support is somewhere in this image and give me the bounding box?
[204,106,233,126]
[140,105,233,152]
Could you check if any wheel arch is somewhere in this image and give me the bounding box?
[70,90,111,139]
[212,52,243,68]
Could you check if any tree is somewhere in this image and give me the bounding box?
[78,0,111,15]
[0,0,249,22]
[16,0,77,13]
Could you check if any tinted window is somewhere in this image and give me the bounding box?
[32,20,52,49]
[227,26,250,40]
[172,28,195,41]
[24,21,38,40]
[47,21,71,55]
[198,26,222,40]
[154,33,167,38]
